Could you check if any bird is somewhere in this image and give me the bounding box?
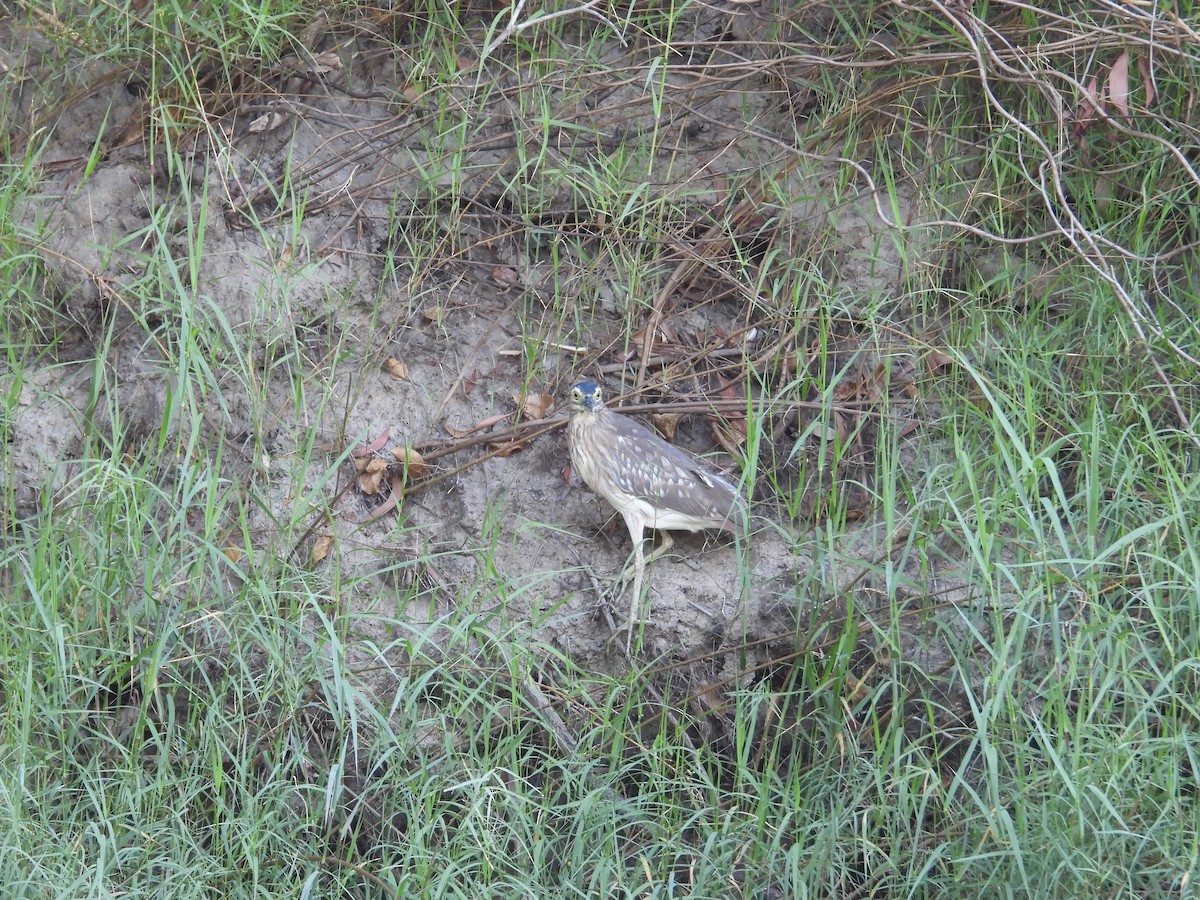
[566,379,746,651]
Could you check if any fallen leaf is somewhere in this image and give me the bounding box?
[1072,75,1102,140]
[890,357,920,398]
[649,411,682,441]
[844,673,870,704]
[692,681,730,715]
[1108,51,1130,120]
[630,319,678,353]
[833,377,867,403]
[925,349,956,374]
[308,50,342,74]
[492,265,519,287]
[833,411,852,446]
[248,109,289,135]
[1138,54,1156,107]
[312,534,334,564]
[486,439,529,457]
[355,457,389,494]
[392,446,428,478]
[351,426,391,458]
[1085,75,1101,112]
[514,390,554,419]
[383,357,409,380]
[445,413,509,437]
[715,374,748,439]
[423,306,445,326]
[353,477,403,525]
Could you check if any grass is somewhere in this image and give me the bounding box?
[0,0,1198,896]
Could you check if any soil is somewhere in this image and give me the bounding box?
[0,5,982,701]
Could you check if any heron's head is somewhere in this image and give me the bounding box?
[569,380,604,416]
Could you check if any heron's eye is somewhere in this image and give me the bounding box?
[571,388,582,401]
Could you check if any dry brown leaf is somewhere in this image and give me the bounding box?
[476,413,509,431]
[692,681,730,716]
[486,439,529,457]
[249,110,289,135]
[447,413,509,437]
[423,306,445,326]
[309,50,342,74]
[514,390,554,420]
[383,357,409,380]
[356,457,389,494]
[649,411,682,441]
[925,349,956,374]
[491,265,519,287]
[1108,51,1130,120]
[833,411,852,446]
[1072,75,1102,140]
[890,357,920,398]
[352,426,391,457]
[833,378,866,403]
[870,361,889,390]
[630,319,678,354]
[312,534,334,564]
[1138,54,1157,107]
[355,478,402,524]
[392,446,429,478]
[715,376,748,439]
[844,673,871,704]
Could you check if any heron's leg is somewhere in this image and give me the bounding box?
[640,531,675,568]
[625,537,645,654]
[611,512,649,652]
[617,531,675,585]
[623,532,679,651]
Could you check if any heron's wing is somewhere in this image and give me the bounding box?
[600,413,744,530]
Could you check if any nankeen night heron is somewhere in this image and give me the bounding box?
[567,380,746,650]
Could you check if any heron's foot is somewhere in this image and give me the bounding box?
[580,563,643,631]
[640,532,676,569]
[605,609,653,657]
[581,564,651,657]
